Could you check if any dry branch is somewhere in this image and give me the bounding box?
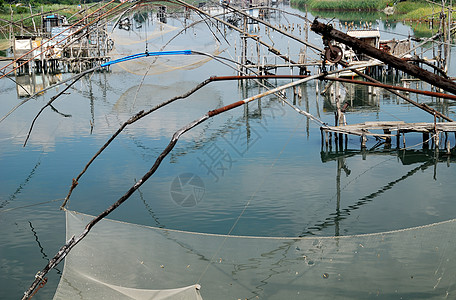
[23,69,95,147]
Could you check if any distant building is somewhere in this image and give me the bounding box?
[42,14,68,33]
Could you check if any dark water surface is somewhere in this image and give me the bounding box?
[1,5,456,299]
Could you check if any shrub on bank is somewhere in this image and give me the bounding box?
[291,0,390,11]
[291,0,452,22]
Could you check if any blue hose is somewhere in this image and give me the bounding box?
[101,50,193,67]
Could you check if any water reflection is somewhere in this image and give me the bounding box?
[322,81,381,113]
[308,148,456,237]
[15,72,62,98]
[0,159,41,209]
[28,221,62,275]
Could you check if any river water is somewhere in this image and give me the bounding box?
[1,4,456,299]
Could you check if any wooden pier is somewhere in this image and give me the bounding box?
[322,121,456,150]
[2,6,113,77]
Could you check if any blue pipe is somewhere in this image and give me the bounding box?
[101,50,193,67]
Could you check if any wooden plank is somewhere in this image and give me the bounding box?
[323,122,456,138]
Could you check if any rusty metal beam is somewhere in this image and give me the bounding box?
[209,75,456,100]
[209,74,453,121]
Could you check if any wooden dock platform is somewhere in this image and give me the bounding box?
[322,121,456,150]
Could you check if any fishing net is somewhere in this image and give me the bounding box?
[112,81,221,114]
[111,22,180,47]
[54,210,456,299]
[109,21,221,76]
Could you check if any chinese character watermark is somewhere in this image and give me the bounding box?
[197,100,286,182]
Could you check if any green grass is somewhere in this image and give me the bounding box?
[0,4,81,33]
[292,0,452,22]
[395,1,428,14]
[291,0,456,37]
[291,0,390,11]
[307,10,384,22]
[0,3,120,38]
[0,38,9,51]
[0,4,79,20]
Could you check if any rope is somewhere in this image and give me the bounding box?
[64,205,456,241]
[0,198,63,213]
[399,133,437,150]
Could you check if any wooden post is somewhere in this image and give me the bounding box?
[384,129,391,147]
[321,128,324,149]
[325,131,329,151]
[242,17,247,75]
[256,36,260,74]
[40,6,43,33]
[423,132,430,149]
[361,132,367,148]
[29,4,36,33]
[9,5,13,49]
[338,131,343,149]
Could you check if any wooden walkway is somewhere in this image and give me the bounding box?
[322,121,456,149]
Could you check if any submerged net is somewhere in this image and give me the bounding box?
[54,210,456,299]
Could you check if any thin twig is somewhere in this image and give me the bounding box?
[23,71,88,147]
[49,104,72,118]
[61,78,213,207]
[0,67,99,125]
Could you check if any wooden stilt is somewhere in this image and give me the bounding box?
[423,132,430,149]
[321,128,324,150]
[361,132,367,148]
[384,129,391,147]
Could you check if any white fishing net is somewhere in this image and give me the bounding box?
[109,21,221,76]
[54,210,456,299]
[111,22,180,47]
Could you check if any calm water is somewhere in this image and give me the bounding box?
[1,5,456,299]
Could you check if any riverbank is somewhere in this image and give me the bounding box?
[290,0,389,11]
[291,0,453,22]
[0,3,117,38]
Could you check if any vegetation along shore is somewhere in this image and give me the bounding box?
[291,0,456,22]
